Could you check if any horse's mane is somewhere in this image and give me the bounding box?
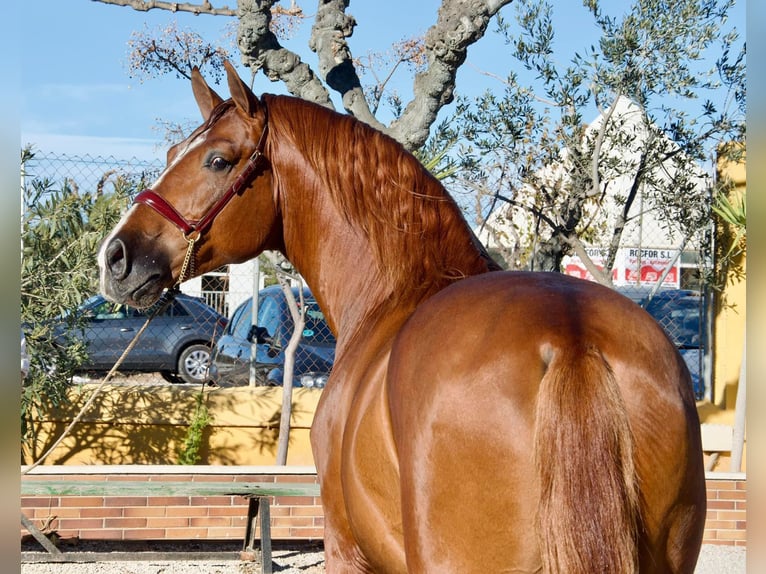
[264,94,499,294]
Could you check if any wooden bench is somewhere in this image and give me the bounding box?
[21,476,320,574]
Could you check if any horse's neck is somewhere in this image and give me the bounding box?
[283,220,407,343]
[269,96,497,343]
[282,203,490,351]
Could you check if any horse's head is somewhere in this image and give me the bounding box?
[99,61,280,307]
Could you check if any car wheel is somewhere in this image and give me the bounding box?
[177,344,212,384]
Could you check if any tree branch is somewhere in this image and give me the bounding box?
[391,0,515,150]
[91,0,236,16]
[236,0,334,107]
[308,0,385,131]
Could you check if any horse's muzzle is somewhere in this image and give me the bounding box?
[99,234,170,308]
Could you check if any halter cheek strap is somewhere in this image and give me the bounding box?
[133,145,266,240]
[131,99,269,283]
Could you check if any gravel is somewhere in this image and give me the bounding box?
[21,542,325,574]
[20,543,744,573]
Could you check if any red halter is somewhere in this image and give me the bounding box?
[133,101,269,241]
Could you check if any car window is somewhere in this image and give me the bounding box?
[226,290,335,346]
[258,296,282,342]
[304,301,335,344]
[90,299,128,320]
[229,299,253,340]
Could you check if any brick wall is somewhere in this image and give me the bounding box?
[703,473,747,547]
[21,466,323,543]
[21,467,745,547]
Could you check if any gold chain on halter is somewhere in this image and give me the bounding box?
[176,234,198,286]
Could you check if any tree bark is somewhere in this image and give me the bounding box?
[95,0,515,149]
[390,0,513,149]
[236,0,334,106]
[236,0,515,149]
[92,0,236,16]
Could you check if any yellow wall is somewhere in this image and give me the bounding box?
[712,151,746,410]
[23,384,321,467]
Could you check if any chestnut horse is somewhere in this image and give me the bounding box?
[99,61,705,573]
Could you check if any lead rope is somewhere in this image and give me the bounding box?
[22,292,177,475]
[23,236,202,474]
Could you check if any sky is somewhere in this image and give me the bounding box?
[20,0,746,163]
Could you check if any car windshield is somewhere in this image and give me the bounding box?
[301,301,335,344]
[226,291,335,345]
[647,297,700,348]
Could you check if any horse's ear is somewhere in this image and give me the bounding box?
[191,66,224,120]
[224,60,260,117]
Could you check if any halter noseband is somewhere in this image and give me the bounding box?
[133,101,269,241]
[131,100,269,283]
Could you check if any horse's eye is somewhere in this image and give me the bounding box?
[209,156,231,172]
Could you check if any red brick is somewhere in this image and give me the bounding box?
[58,518,104,530]
[190,496,233,506]
[717,511,746,522]
[716,529,747,541]
[291,506,323,517]
[269,527,292,539]
[274,496,314,506]
[267,506,291,517]
[163,528,208,539]
[708,480,737,491]
[291,527,324,539]
[21,497,58,507]
[35,508,80,519]
[166,506,208,517]
[275,476,317,484]
[704,520,738,530]
[123,528,166,540]
[145,517,189,528]
[206,527,246,538]
[124,506,166,518]
[147,496,188,506]
[707,499,736,510]
[189,516,232,528]
[274,516,313,528]
[78,529,123,540]
[104,497,147,507]
[80,507,123,518]
[719,489,747,501]
[152,475,193,482]
[104,517,147,528]
[208,506,246,517]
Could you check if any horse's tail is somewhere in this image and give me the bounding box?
[534,344,640,574]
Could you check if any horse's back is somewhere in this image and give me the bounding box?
[387,271,705,573]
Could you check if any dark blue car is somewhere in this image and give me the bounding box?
[619,286,705,401]
[210,285,336,387]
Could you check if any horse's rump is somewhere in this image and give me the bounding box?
[388,271,702,573]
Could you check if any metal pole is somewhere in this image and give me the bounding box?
[249,257,261,387]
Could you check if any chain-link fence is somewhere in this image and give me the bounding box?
[21,151,710,399]
[21,152,335,390]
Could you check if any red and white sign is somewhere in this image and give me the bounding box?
[564,247,680,288]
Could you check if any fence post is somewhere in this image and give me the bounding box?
[249,257,261,387]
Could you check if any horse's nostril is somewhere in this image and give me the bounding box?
[105,238,129,280]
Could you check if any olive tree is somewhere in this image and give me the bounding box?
[450,0,745,277]
[20,147,141,449]
[93,0,516,150]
